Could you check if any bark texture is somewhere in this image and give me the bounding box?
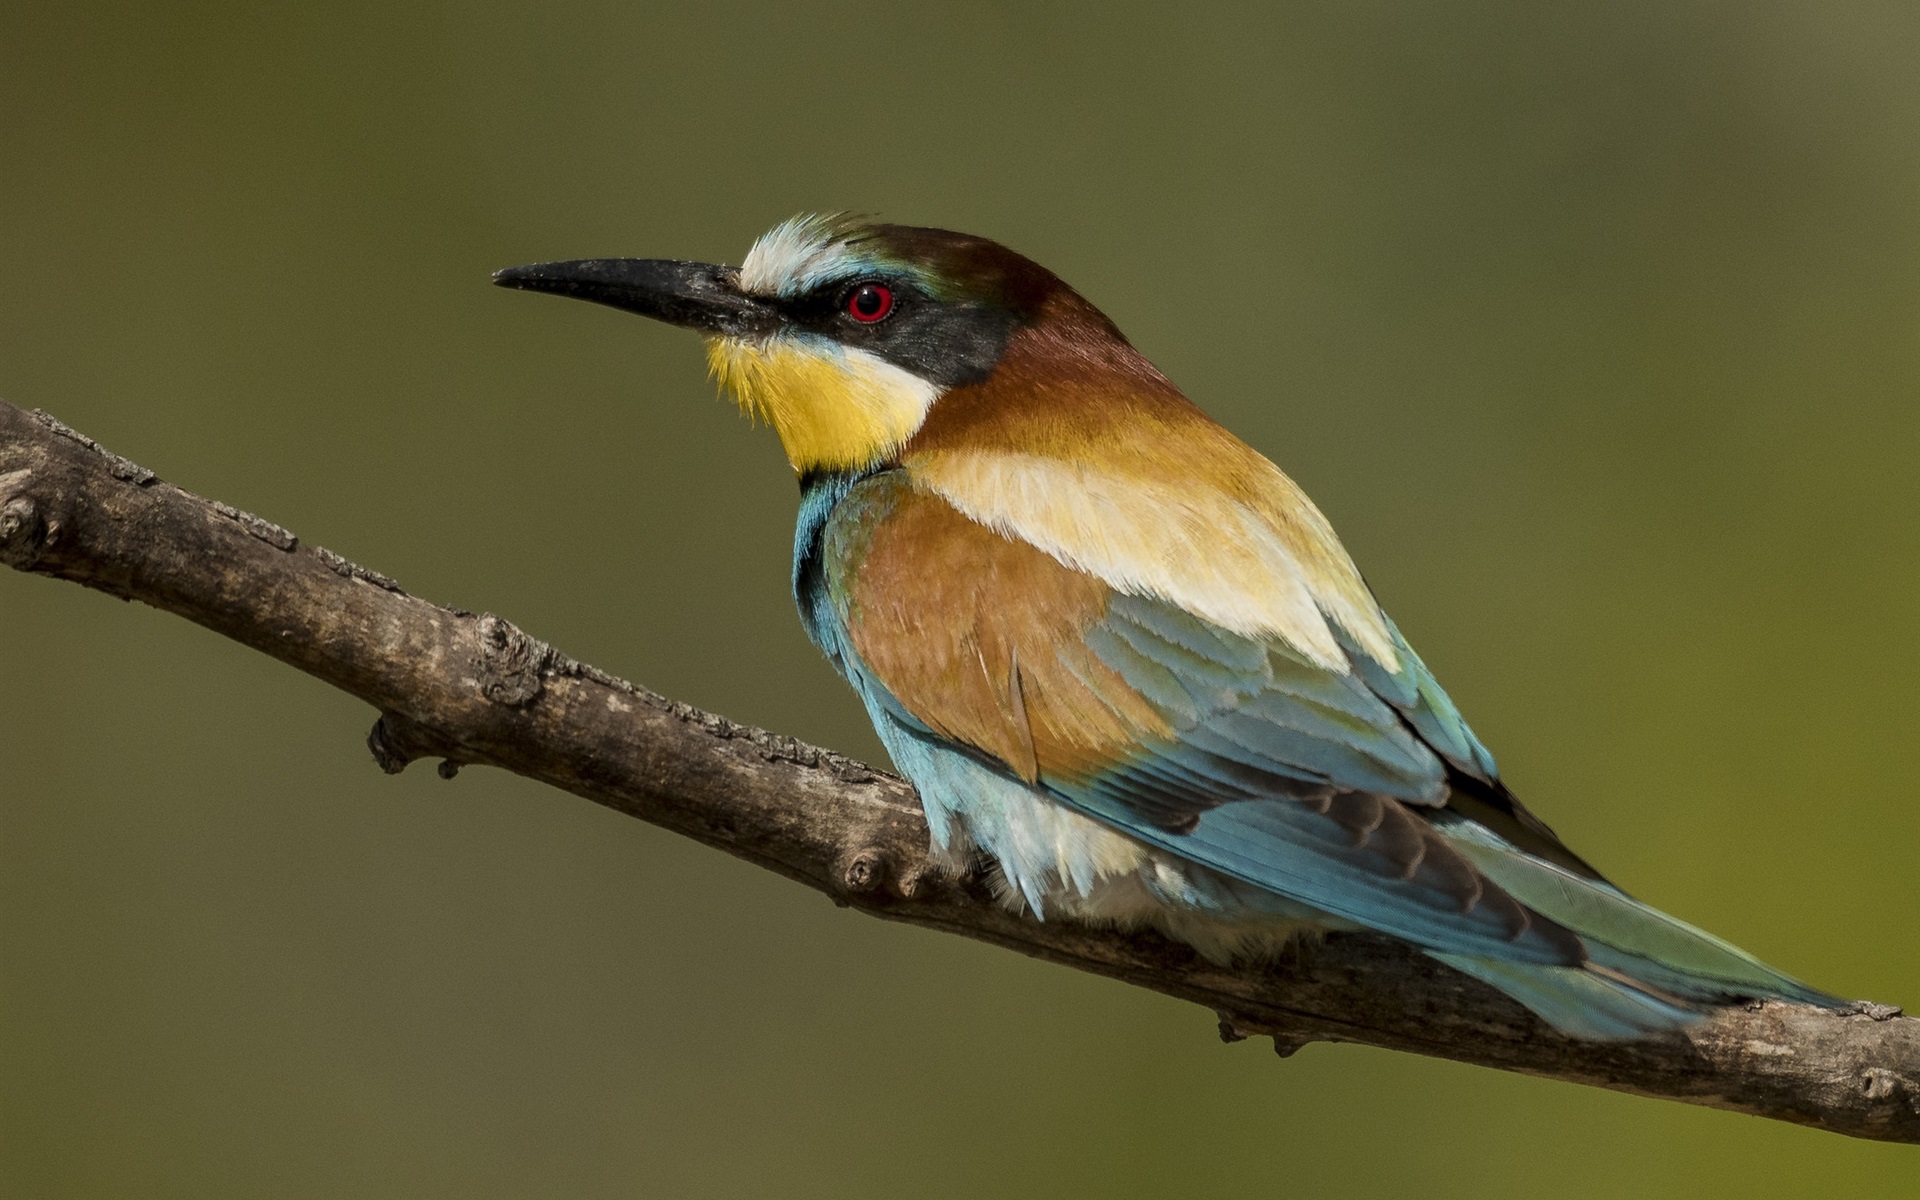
[3,398,1915,1143]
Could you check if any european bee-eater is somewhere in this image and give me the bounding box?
[496,214,1841,1039]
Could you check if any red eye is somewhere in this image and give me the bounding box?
[845,283,893,323]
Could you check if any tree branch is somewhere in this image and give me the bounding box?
[3,397,1915,1143]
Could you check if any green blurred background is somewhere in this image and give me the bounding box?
[4,2,1917,1195]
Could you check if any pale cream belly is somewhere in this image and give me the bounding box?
[917,755,1331,963]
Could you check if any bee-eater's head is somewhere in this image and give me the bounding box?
[494,214,1130,473]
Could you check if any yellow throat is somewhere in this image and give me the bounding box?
[706,336,939,473]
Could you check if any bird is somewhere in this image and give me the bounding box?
[494,213,1842,1039]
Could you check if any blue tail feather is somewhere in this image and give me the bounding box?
[1428,817,1846,1032]
[1430,953,1708,1041]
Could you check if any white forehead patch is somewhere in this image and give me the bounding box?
[739,212,868,298]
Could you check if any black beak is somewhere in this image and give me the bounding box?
[492,258,772,337]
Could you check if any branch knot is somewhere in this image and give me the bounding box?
[843,850,892,895]
[1859,1067,1920,1117]
[0,470,49,570]
[476,614,559,707]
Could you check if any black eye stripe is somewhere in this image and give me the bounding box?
[777,279,906,322]
[769,280,1020,389]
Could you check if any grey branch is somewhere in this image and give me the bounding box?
[3,398,1915,1145]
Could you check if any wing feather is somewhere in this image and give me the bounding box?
[829,473,1585,966]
